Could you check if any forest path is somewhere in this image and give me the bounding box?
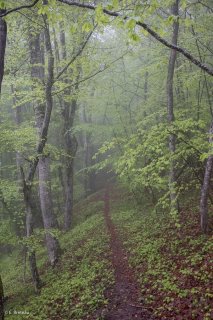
[102,186,154,320]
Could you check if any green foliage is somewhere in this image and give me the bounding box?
[0,220,18,246]
[95,4,110,25]
[111,195,212,320]
[2,212,113,319]
[0,2,212,319]
[0,123,36,154]
[95,115,207,213]
[0,179,20,205]
[0,1,5,9]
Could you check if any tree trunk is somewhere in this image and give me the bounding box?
[63,100,78,231]
[0,275,4,320]
[38,156,60,263]
[22,176,42,291]
[167,0,179,214]
[144,71,148,102]
[29,18,60,265]
[12,85,23,174]
[82,107,96,196]
[59,24,78,231]
[11,85,25,237]
[0,9,7,94]
[200,120,213,233]
[42,18,61,264]
[11,83,42,289]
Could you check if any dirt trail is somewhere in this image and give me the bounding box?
[102,187,155,320]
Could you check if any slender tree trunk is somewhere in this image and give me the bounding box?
[11,85,24,237]
[29,18,60,265]
[63,148,75,230]
[21,173,42,291]
[63,100,78,231]
[192,26,213,233]
[200,120,213,233]
[84,133,90,196]
[59,24,78,231]
[0,275,4,320]
[12,85,23,174]
[0,11,7,314]
[11,84,42,289]
[167,0,179,214]
[82,107,96,196]
[42,17,61,264]
[0,9,6,94]
[38,155,60,263]
[144,71,148,102]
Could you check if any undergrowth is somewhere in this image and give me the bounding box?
[1,199,113,320]
[111,196,212,320]
[1,186,212,320]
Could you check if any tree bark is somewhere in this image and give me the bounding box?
[38,156,60,263]
[82,106,96,196]
[0,11,7,316]
[200,120,213,233]
[167,0,179,214]
[43,18,61,264]
[0,9,7,94]
[59,24,78,231]
[0,275,4,320]
[21,172,42,291]
[11,84,42,289]
[29,17,60,265]
[63,111,78,231]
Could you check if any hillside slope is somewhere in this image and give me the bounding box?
[1,185,212,319]
[2,194,112,320]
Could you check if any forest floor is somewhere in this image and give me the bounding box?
[1,184,212,319]
[106,186,212,320]
[97,187,155,320]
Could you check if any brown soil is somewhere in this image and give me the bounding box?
[101,186,155,320]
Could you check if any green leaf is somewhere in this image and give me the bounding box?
[0,1,5,9]
[128,31,140,42]
[95,4,109,24]
[70,23,77,33]
[82,22,93,33]
[112,0,119,9]
[126,19,136,30]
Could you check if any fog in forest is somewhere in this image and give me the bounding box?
[0,1,212,319]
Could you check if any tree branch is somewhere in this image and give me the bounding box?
[1,0,40,17]
[53,52,128,95]
[0,0,40,17]
[58,0,213,76]
[1,0,212,76]
[55,28,95,81]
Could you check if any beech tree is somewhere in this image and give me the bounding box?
[167,0,180,214]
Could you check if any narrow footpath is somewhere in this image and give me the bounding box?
[102,187,155,320]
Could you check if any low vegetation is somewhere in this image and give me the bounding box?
[1,200,113,320]
[111,195,213,320]
[1,187,212,319]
